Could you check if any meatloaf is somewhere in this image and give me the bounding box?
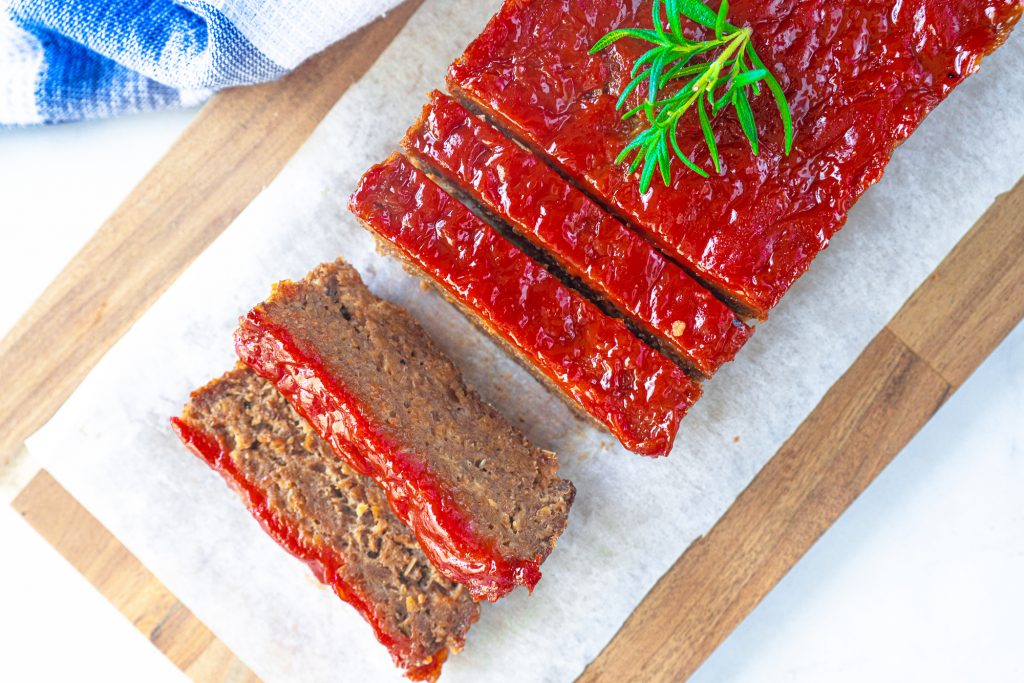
[348,154,701,456]
[234,259,574,601]
[402,90,752,378]
[171,366,479,682]
[448,0,1024,318]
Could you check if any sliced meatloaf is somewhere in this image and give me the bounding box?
[234,259,575,601]
[171,366,479,682]
[348,155,702,456]
[403,90,752,378]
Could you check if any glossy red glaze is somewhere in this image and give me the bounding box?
[449,0,1024,318]
[235,308,539,602]
[349,155,701,456]
[169,417,447,682]
[403,90,751,377]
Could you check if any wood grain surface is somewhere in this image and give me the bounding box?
[6,3,1023,681]
[0,0,423,463]
[12,471,260,683]
[578,176,1024,683]
[888,176,1024,388]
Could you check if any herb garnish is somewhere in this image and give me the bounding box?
[589,0,794,191]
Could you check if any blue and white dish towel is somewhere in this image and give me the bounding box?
[0,0,403,125]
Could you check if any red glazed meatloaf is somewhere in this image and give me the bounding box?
[348,155,702,456]
[234,259,574,601]
[171,366,479,682]
[448,0,1024,318]
[402,90,752,378]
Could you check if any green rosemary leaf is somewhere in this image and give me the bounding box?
[652,0,668,41]
[697,92,721,173]
[677,0,720,30]
[618,68,652,110]
[622,101,647,120]
[733,89,759,154]
[628,151,645,174]
[658,136,672,186]
[657,56,684,87]
[640,148,659,193]
[614,133,647,167]
[670,116,711,178]
[647,50,671,101]
[732,68,768,87]
[715,0,729,39]
[745,43,794,154]
[615,130,650,164]
[589,28,661,53]
[712,88,731,115]
[667,0,685,39]
[631,47,662,77]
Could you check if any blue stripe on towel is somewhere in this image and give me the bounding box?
[31,28,183,123]
[11,0,285,88]
[2,0,401,125]
[7,0,287,122]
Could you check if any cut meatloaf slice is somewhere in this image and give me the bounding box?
[348,154,701,457]
[449,0,1024,318]
[234,258,574,602]
[403,90,752,378]
[171,366,479,682]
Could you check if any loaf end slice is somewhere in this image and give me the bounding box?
[171,366,479,681]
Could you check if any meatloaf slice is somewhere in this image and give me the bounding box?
[348,155,702,456]
[402,90,752,378]
[448,0,1024,318]
[234,259,574,601]
[171,366,479,682]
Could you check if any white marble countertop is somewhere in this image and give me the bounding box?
[1,110,1020,682]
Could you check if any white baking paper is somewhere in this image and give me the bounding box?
[26,2,1024,681]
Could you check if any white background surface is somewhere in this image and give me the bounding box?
[1,77,1022,683]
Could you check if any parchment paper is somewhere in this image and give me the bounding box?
[27,2,1024,681]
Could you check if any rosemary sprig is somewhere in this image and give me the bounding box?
[589,0,794,191]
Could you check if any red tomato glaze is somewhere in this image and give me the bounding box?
[403,90,752,378]
[235,306,539,602]
[169,417,448,682]
[449,0,1024,318]
[349,154,702,456]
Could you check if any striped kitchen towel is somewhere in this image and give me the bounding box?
[0,0,404,126]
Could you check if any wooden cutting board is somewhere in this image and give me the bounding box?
[6,3,1024,681]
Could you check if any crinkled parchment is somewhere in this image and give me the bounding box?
[28,2,1024,681]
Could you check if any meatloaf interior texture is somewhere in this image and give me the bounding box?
[172,366,479,682]
[449,0,1024,318]
[234,259,575,601]
[402,90,752,378]
[349,155,703,457]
